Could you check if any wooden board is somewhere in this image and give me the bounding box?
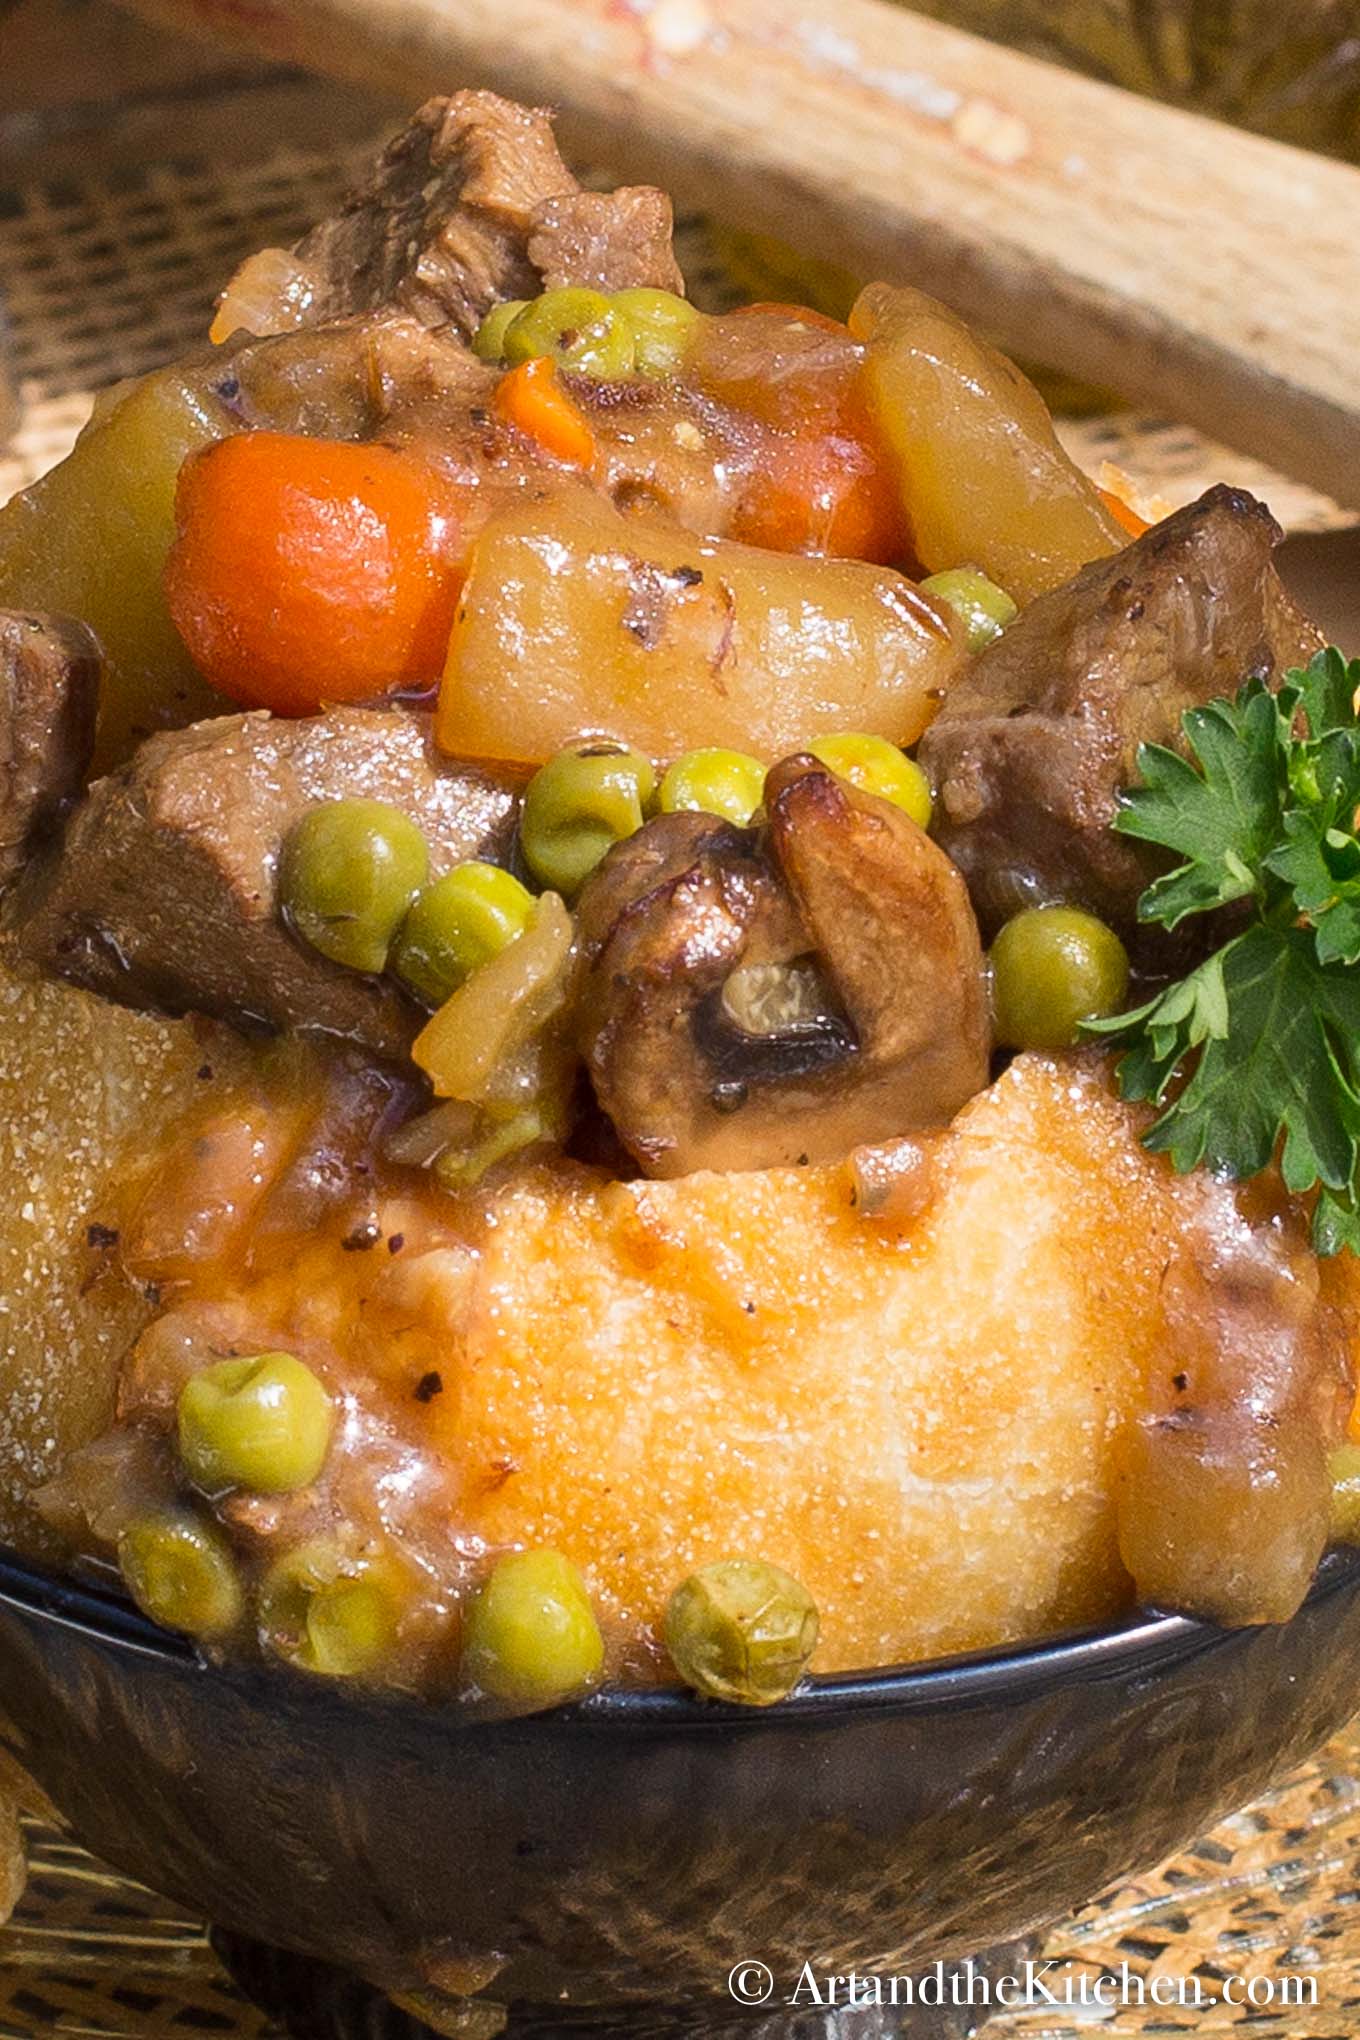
[107,0,1360,507]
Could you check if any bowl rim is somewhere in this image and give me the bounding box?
[3,1542,1357,1730]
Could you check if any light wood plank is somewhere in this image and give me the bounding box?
[111,0,1360,504]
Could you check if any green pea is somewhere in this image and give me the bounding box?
[280,799,428,974]
[665,1559,818,1706]
[503,288,636,380]
[990,905,1131,1051]
[259,1538,400,1678]
[472,298,530,363]
[520,742,655,895]
[810,732,932,830]
[178,1351,334,1496]
[462,1548,604,1708]
[920,567,1019,652]
[394,862,535,1009]
[609,287,700,378]
[658,747,766,827]
[118,1511,243,1639]
[1330,1444,1360,1543]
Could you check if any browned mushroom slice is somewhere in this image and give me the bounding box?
[576,760,991,1176]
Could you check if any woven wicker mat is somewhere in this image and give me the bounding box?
[2,133,1360,2040]
[2,137,1357,530]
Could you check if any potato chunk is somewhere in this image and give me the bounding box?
[436,485,964,767]
[0,320,405,772]
[0,949,251,1556]
[853,283,1124,604]
[0,371,231,771]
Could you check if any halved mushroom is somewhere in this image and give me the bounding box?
[575,758,991,1176]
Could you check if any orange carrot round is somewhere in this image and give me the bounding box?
[694,307,909,565]
[165,433,468,716]
[729,407,906,562]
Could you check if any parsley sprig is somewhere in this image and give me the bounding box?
[1086,648,1360,1256]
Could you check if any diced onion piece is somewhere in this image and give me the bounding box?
[1329,1444,1360,1543]
[211,248,323,346]
[433,1106,550,1191]
[845,1137,937,1224]
[383,1099,482,1170]
[121,1103,308,1282]
[412,893,574,1104]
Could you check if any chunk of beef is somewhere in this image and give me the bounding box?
[18,706,518,1057]
[575,759,990,1176]
[0,611,99,889]
[527,187,684,295]
[295,91,683,340]
[204,313,494,442]
[918,486,1324,936]
[362,317,497,427]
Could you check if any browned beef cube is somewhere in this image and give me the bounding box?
[0,610,99,888]
[919,486,1324,936]
[295,91,683,339]
[19,706,518,1057]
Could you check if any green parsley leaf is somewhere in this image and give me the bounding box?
[1315,1187,1360,1260]
[1086,647,1360,1255]
[1115,681,1283,929]
[1267,801,1360,966]
[1091,925,1360,1188]
[1285,643,1360,743]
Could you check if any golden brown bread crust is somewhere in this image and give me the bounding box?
[418,1053,1350,1664]
[1,954,1352,1666]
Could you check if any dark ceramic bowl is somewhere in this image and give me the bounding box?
[1,1544,1360,2040]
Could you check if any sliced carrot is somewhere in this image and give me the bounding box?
[494,358,596,469]
[165,433,469,716]
[1099,487,1151,540]
[693,307,909,564]
[729,428,905,562]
